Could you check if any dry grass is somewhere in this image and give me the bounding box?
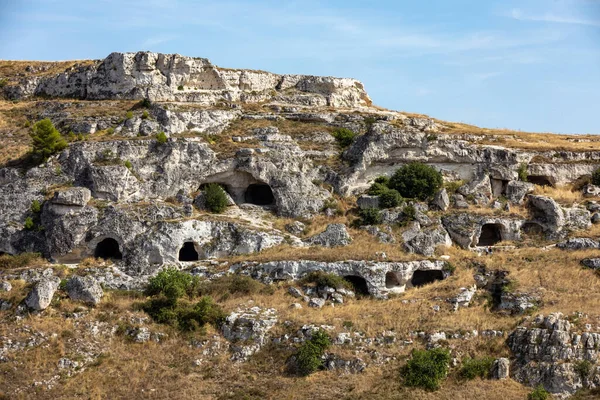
[532,184,597,205]
[0,60,96,83]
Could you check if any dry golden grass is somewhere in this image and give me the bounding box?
[532,183,599,205]
[0,60,96,82]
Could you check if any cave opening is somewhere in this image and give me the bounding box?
[527,175,554,187]
[385,271,403,289]
[244,183,275,206]
[94,238,123,260]
[343,275,370,296]
[477,224,503,246]
[410,270,445,287]
[178,242,199,262]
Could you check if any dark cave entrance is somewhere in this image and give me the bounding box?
[344,275,370,296]
[410,270,444,287]
[94,238,123,260]
[477,224,503,246]
[244,183,275,206]
[385,272,403,289]
[527,175,554,187]
[521,222,544,236]
[178,242,199,262]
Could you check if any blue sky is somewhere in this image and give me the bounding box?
[1,0,599,134]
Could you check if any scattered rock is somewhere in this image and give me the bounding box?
[305,224,351,247]
[431,188,450,211]
[221,306,278,361]
[0,281,12,292]
[285,221,306,235]
[491,358,510,380]
[308,298,326,308]
[24,276,60,311]
[66,275,104,305]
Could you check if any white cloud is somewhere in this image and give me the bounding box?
[509,8,600,27]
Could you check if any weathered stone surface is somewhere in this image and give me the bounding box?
[305,224,351,247]
[285,221,306,235]
[24,276,60,311]
[451,285,476,311]
[491,358,510,380]
[583,184,600,198]
[581,258,600,270]
[221,306,278,361]
[65,275,104,305]
[505,181,534,204]
[401,222,451,256]
[508,313,600,398]
[308,298,326,308]
[458,174,492,204]
[431,188,450,211]
[557,238,599,250]
[357,195,380,210]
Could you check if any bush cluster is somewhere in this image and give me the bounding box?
[402,348,451,391]
[156,131,168,144]
[143,268,224,332]
[293,330,331,376]
[357,207,382,226]
[331,128,357,148]
[300,271,352,290]
[458,356,494,380]
[388,162,443,200]
[203,183,229,213]
[518,163,529,182]
[528,385,550,400]
[29,119,68,163]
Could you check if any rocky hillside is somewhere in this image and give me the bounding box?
[1,51,600,399]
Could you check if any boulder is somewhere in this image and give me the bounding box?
[305,224,351,247]
[592,212,600,224]
[557,238,599,250]
[308,298,326,308]
[65,275,104,305]
[285,221,306,235]
[505,181,534,204]
[24,276,60,311]
[0,281,12,292]
[528,195,565,232]
[431,188,450,211]
[458,174,492,204]
[357,195,380,210]
[451,285,477,311]
[581,258,600,270]
[491,358,510,380]
[221,306,278,361]
[401,222,451,256]
[52,187,91,207]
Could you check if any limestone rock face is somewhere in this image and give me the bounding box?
[431,188,450,211]
[65,275,104,305]
[24,276,60,311]
[305,224,352,247]
[235,259,448,298]
[221,306,278,361]
[508,313,600,398]
[401,222,451,256]
[505,181,534,204]
[491,358,510,380]
[5,52,371,108]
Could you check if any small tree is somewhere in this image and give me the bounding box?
[146,268,199,304]
[331,128,357,148]
[358,208,382,226]
[379,189,403,208]
[389,162,443,200]
[518,163,529,182]
[294,330,331,376]
[29,119,67,163]
[402,348,451,391]
[204,183,229,213]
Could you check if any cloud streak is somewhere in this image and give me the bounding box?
[509,8,600,27]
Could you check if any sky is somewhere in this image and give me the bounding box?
[0,0,599,134]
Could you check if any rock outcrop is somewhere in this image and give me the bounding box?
[24,276,60,311]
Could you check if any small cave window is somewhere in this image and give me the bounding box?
[244,183,274,206]
[477,224,503,246]
[527,175,554,187]
[178,242,199,262]
[94,238,123,260]
[344,275,370,296]
[410,270,444,287]
[385,272,403,289]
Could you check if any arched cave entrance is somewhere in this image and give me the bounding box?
[94,238,123,260]
[385,271,403,289]
[244,183,275,206]
[344,275,370,296]
[521,222,544,236]
[527,175,554,187]
[178,242,199,262]
[410,270,445,287]
[477,224,503,246]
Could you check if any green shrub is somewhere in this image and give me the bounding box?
[331,128,357,148]
[358,207,382,226]
[124,160,132,169]
[402,348,451,391]
[574,359,593,379]
[294,330,331,376]
[143,296,225,332]
[126,111,133,120]
[0,252,42,269]
[389,162,443,200]
[146,268,199,304]
[140,98,152,108]
[30,200,41,213]
[300,271,352,290]
[374,176,390,186]
[156,131,167,144]
[203,183,229,213]
[141,110,149,120]
[24,217,35,230]
[177,85,184,90]
[459,356,494,380]
[592,168,600,186]
[528,385,551,400]
[518,163,529,182]
[29,119,68,163]
[402,204,416,222]
[107,127,115,135]
[444,180,464,194]
[367,182,389,196]
[379,189,403,208]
